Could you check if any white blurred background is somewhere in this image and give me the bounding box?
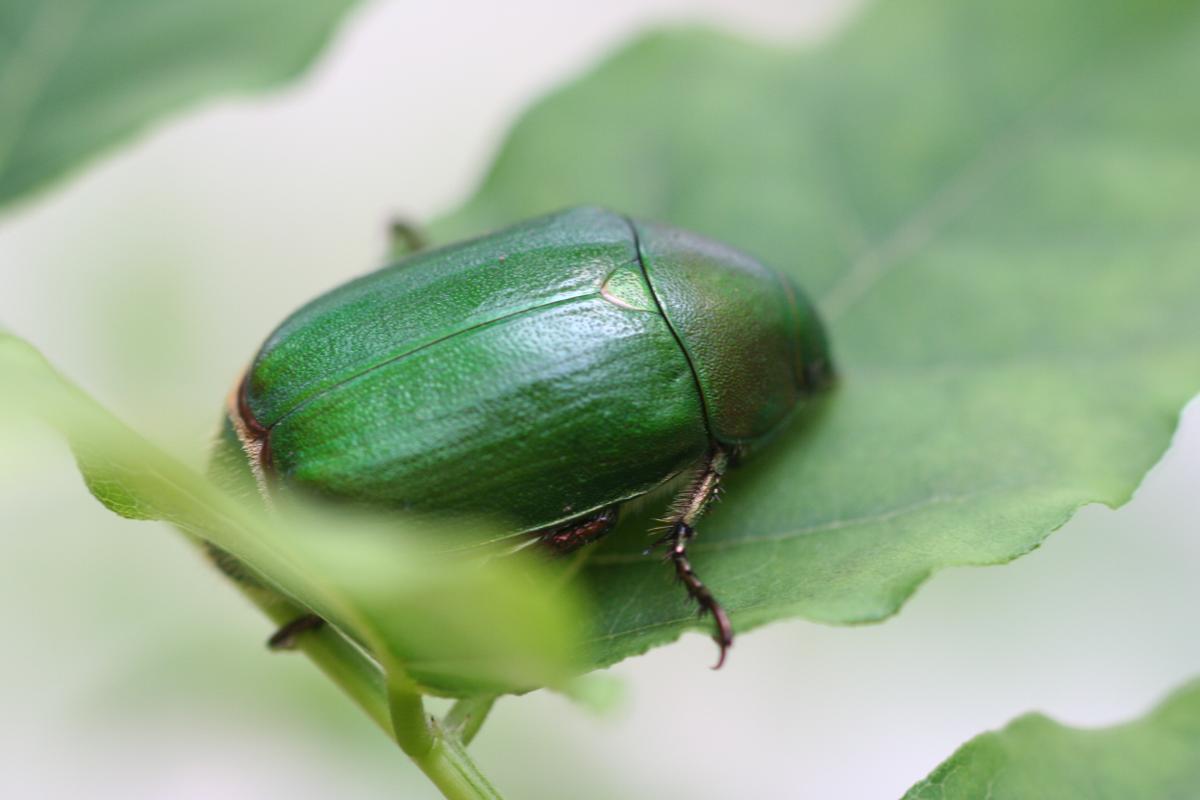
[1,1,1197,797]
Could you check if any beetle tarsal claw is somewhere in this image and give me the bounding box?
[711,625,733,671]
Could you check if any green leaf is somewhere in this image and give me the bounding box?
[906,678,1200,798]
[0,331,585,697]
[0,0,358,211]
[433,0,1200,668]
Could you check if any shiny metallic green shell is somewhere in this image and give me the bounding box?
[233,207,831,533]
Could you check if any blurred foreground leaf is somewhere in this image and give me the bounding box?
[436,0,1200,667]
[906,678,1200,799]
[0,0,358,211]
[0,331,583,697]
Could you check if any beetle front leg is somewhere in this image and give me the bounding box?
[388,218,428,258]
[658,448,733,668]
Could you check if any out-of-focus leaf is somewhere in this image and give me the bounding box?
[906,678,1200,799]
[0,0,358,211]
[0,331,584,696]
[434,0,1200,668]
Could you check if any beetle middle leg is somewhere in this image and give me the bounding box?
[538,506,620,554]
[655,447,733,669]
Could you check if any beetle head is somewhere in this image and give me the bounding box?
[780,271,835,397]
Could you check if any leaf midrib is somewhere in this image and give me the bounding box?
[587,484,1012,565]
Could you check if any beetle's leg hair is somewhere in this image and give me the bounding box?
[388,218,428,258]
[538,506,620,555]
[661,448,733,669]
[267,613,325,650]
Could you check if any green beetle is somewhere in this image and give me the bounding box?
[226,207,833,666]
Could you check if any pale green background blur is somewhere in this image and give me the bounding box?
[2,1,1198,797]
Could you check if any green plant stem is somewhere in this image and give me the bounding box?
[387,669,503,800]
[225,575,505,799]
[417,732,505,800]
[237,585,396,727]
[6,333,513,800]
[444,695,498,746]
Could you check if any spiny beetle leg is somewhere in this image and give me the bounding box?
[658,448,733,668]
[267,613,325,650]
[539,506,620,554]
[666,522,734,669]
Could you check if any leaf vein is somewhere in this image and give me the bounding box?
[816,16,1159,322]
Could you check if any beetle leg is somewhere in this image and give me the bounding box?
[267,613,325,650]
[660,448,733,669]
[388,218,428,258]
[538,506,620,554]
